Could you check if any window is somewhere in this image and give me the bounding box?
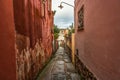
[78,6,84,31]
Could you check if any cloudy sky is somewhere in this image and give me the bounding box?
[52,0,74,28]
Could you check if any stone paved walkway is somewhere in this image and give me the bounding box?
[36,47,80,80]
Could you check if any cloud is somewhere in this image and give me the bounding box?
[54,15,73,28]
[52,0,74,28]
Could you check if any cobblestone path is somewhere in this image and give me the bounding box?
[37,47,80,80]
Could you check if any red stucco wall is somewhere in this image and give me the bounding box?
[0,0,16,80]
[0,0,54,79]
[13,0,54,79]
[75,0,120,80]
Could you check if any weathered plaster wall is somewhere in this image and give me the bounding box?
[16,34,45,80]
[0,0,54,79]
[75,0,120,80]
[13,0,54,80]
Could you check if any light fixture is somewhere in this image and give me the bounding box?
[58,4,64,9]
[58,1,74,9]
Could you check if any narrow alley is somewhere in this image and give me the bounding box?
[37,47,80,80]
[1,0,120,80]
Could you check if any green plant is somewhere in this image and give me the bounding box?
[54,25,60,40]
[54,33,59,40]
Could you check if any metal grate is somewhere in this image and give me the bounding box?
[52,73,66,80]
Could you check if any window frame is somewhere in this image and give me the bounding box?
[78,5,84,31]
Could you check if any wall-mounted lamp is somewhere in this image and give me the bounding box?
[58,4,64,9]
[58,1,74,9]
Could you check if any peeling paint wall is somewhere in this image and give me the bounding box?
[13,0,54,80]
[16,34,45,80]
[0,0,54,79]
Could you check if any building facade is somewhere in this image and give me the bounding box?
[75,0,120,80]
[0,0,54,80]
[0,0,16,80]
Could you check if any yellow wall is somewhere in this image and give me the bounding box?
[71,33,75,64]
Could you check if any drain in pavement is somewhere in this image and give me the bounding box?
[52,73,66,80]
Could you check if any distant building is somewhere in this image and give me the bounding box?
[75,0,120,80]
[57,29,66,46]
[59,29,67,35]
